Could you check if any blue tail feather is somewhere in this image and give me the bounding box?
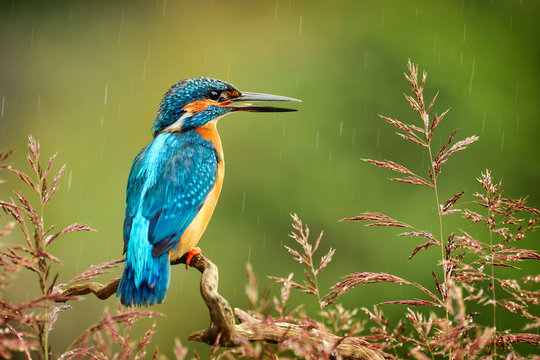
[117,216,171,306]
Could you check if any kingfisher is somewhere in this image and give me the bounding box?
[117,77,300,306]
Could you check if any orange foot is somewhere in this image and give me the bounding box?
[185,247,202,269]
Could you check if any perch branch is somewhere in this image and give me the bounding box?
[171,253,237,346]
[60,277,120,300]
[232,308,383,360]
[57,254,382,359]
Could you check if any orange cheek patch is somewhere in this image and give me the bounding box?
[224,90,240,99]
[216,91,240,107]
[182,99,219,114]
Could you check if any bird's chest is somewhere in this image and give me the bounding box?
[194,122,224,164]
[169,123,224,258]
[194,122,225,186]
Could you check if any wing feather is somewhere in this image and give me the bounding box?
[123,132,218,257]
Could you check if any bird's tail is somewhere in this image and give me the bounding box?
[117,217,170,306]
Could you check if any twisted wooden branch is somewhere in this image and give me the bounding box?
[171,254,237,346]
[58,254,383,360]
[61,277,120,299]
[233,308,382,360]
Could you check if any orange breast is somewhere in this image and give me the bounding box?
[170,122,224,259]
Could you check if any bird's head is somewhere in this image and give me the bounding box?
[152,77,300,136]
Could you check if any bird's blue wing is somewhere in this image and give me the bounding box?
[123,148,148,252]
[123,132,218,257]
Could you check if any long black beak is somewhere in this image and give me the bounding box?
[227,91,301,112]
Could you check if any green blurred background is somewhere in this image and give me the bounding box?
[1,0,538,357]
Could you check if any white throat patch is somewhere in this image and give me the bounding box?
[163,112,229,132]
[163,112,193,132]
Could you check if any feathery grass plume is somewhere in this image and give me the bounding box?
[66,258,124,285]
[351,61,479,305]
[65,305,161,359]
[321,272,443,309]
[321,304,364,336]
[226,214,386,360]
[270,214,335,313]
[0,137,162,359]
[244,263,271,315]
[0,136,93,359]
[339,62,538,358]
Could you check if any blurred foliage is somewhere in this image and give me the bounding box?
[0,0,538,357]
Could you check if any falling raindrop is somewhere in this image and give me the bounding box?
[329,151,332,163]
[1,96,4,118]
[380,8,385,28]
[274,0,278,20]
[315,129,320,150]
[68,8,73,22]
[469,57,475,96]
[100,115,105,127]
[68,170,72,191]
[463,23,467,43]
[415,7,419,18]
[142,61,147,81]
[339,121,343,136]
[163,0,167,16]
[104,85,108,105]
[242,191,246,212]
[298,14,303,34]
[364,52,368,71]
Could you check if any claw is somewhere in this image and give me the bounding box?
[186,247,202,269]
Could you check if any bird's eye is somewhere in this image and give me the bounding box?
[208,91,220,101]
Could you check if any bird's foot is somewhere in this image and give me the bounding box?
[186,247,202,269]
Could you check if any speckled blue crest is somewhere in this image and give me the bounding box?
[152,77,237,136]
